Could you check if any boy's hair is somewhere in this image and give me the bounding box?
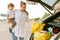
[20,1,26,7]
[8,3,14,8]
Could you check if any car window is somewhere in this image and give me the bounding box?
[41,0,57,7]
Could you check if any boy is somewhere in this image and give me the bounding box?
[7,3,16,33]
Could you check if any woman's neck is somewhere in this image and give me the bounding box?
[20,9,26,12]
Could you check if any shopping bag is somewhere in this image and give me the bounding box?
[34,31,52,40]
[31,21,45,33]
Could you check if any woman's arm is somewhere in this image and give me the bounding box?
[26,15,29,22]
[25,11,29,22]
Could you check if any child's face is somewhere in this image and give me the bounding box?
[8,6,14,10]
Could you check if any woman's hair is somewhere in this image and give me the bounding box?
[25,11,29,15]
[20,1,26,7]
[20,1,28,15]
[8,3,14,8]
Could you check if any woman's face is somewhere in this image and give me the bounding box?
[21,4,26,11]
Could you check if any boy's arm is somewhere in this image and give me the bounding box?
[6,14,9,20]
[6,14,9,23]
[6,14,12,23]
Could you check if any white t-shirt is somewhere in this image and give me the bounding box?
[7,10,15,19]
[12,9,28,37]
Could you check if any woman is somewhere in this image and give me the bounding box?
[12,1,29,40]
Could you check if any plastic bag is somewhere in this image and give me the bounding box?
[31,21,45,33]
[34,31,52,40]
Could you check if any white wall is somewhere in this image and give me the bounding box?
[0,0,48,19]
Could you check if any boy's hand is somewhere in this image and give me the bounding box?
[8,19,12,23]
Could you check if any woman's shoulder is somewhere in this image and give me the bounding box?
[14,9,20,12]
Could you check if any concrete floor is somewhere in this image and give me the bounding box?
[0,21,12,40]
[0,20,33,40]
[0,20,60,40]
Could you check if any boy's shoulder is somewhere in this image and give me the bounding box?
[7,10,14,12]
[7,10,10,14]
